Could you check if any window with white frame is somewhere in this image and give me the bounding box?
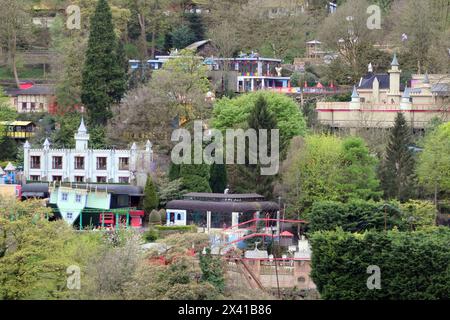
[74,156,85,170]
[61,193,68,201]
[96,157,107,170]
[75,194,82,203]
[119,177,129,183]
[119,157,129,170]
[30,156,41,169]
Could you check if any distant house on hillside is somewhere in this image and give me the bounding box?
[247,0,307,17]
[205,53,291,93]
[4,83,57,114]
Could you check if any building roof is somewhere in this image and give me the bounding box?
[185,39,211,51]
[65,184,144,196]
[77,117,87,134]
[211,57,282,63]
[0,121,35,126]
[358,73,390,90]
[402,86,411,99]
[4,85,55,96]
[169,193,278,213]
[21,183,50,198]
[183,192,266,201]
[166,199,279,213]
[432,83,450,95]
[22,183,144,197]
[4,162,16,171]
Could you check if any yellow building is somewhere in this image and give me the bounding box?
[0,121,36,140]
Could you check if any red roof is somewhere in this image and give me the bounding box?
[280,231,294,237]
[19,82,34,90]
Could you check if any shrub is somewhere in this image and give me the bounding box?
[153,225,198,238]
[149,210,162,225]
[154,225,197,232]
[143,229,159,242]
[159,209,167,225]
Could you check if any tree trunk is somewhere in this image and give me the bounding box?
[11,32,20,89]
[434,183,438,206]
[151,27,156,59]
[138,13,147,60]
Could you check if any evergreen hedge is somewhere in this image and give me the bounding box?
[306,200,407,233]
[310,227,450,300]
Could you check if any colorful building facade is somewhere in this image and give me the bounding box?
[47,183,144,228]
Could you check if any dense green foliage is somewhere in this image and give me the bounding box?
[339,137,382,202]
[180,161,212,193]
[209,163,228,193]
[397,200,438,229]
[0,199,103,299]
[417,122,450,203]
[310,227,450,300]
[306,200,406,233]
[212,92,306,155]
[0,199,223,300]
[283,135,381,215]
[199,247,225,293]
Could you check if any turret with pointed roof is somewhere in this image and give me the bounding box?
[75,117,90,150]
[43,138,50,150]
[350,85,361,109]
[388,53,401,97]
[351,85,359,99]
[401,85,412,110]
[391,53,399,67]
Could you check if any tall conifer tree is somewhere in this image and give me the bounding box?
[380,112,416,201]
[235,95,277,199]
[81,0,127,126]
[209,163,228,193]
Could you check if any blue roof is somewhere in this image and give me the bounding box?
[358,73,390,89]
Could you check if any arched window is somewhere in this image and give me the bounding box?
[177,213,181,220]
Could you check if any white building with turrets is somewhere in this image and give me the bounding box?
[23,118,153,185]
